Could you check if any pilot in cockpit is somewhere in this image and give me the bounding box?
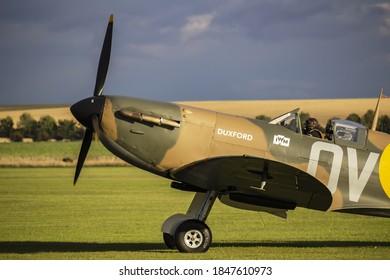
[303,118,323,138]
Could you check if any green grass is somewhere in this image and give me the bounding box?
[0,141,112,158]
[0,142,119,167]
[0,167,389,260]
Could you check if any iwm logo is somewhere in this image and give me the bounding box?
[273,135,290,147]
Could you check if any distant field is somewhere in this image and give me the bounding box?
[180,98,390,125]
[1,98,389,127]
[0,141,124,167]
[0,105,75,124]
[0,167,389,260]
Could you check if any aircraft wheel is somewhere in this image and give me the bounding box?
[174,220,212,253]
[163,233,176,249]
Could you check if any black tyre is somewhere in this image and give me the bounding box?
[163,232,176,249]
[174,220,212,253]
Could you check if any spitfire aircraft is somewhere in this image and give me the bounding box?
[71,15,390,253]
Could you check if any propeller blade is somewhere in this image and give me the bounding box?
[72,15,113,185]
[91,113,100,141]
[73,128,93,185]
[93,14,113,97]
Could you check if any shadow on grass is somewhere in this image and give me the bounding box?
[1,241,389,254]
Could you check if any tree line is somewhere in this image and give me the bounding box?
[1,109,389,142]
[0,113,84,142]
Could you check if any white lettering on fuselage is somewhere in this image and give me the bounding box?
[273,135,291,147]
[307,141,380,202]
[216,128,253,141]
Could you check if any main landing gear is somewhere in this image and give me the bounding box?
[161,190,217,253]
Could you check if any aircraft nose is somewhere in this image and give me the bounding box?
[70,96,105,130]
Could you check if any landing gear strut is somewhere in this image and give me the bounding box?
[161,190,217,253]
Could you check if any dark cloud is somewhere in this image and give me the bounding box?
[0,0,389,105]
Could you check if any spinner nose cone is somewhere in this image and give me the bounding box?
[70,96,105,129]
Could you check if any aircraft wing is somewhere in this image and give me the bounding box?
[170,156,332,217]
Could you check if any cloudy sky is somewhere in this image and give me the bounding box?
[1,0,390,105]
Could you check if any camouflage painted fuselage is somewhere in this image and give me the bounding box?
[96,95,390,218]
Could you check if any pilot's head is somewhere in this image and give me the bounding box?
[305,118,319,130]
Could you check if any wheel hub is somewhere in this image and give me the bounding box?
[184,230,203,248]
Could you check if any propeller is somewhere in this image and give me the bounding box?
[93,14,113,97]
[71,14,114,185]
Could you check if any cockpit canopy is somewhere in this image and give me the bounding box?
[268,108,300,133]
[328,119,367,149]
[269,109,368,149]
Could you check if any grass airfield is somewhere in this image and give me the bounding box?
[1,166,389,260]
[1,100,389,260]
